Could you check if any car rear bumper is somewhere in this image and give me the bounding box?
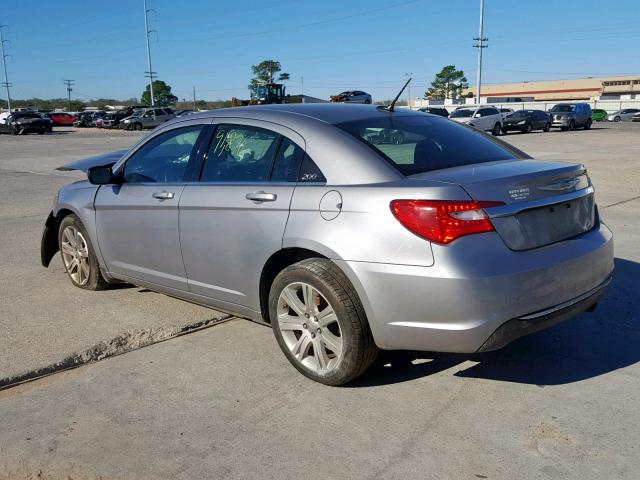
[338,221,613,353]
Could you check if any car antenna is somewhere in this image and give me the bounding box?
[383,77,412,112]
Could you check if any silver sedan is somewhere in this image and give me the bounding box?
[41,104,613,385]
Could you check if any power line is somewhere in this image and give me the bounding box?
[0,25,12,111]
[64,79,74,110]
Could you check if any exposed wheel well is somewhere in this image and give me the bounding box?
[259,248,328,323]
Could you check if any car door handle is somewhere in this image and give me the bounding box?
[245,191,277,202]
[152,191,175,200]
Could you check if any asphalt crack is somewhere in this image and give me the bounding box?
[0,315,234,391]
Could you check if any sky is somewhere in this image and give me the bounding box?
[1,0,639,103]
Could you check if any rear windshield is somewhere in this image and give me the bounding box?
[449,109,473,118]
[551,105,575,112]
[335,115,520,176]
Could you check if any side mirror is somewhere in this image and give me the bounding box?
[87,165,115,185]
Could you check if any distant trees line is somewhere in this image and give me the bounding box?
[1,97,234,111]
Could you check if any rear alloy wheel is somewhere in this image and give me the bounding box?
[523,123,532,134]
[492,123,501,136]
[585,119,592,130]
[58,215,108,290]
[270,258,378,386]
[544,123,550,132]
[614,116,621,122]
[569,120,576,131]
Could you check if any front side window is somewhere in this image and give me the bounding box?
[200,124,280,182]
[336,115,519,176]
[123,125,205,183]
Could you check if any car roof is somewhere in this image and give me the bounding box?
[176,103,418,126]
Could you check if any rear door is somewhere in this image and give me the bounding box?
[179,120,304,310]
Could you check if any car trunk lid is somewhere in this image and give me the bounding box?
[409,159,596,250]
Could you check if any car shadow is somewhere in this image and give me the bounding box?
[349,257,639,388]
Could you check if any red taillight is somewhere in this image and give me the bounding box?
[390,200,505,244]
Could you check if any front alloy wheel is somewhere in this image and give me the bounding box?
[60,225,90,286]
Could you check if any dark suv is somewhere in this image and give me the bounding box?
[550,103,592,131]
[418,107,449,118]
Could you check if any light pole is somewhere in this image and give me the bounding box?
[0,25,12,112]
[473,0,488,105]
[143,0,157,107]
[405,72,413,109]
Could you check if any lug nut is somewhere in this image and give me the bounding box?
[317,328,321,333]
[304,313,310,318]
[303,323,307,329]
[311,333,316,339]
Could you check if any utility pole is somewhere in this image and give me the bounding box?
[473,0,488,105]
[64,79,74,111]
[405,72,413,109]
[0,25,12,112]
[143,0,157,107]
[192,86,197,111]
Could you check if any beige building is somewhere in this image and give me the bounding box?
[464,75,640,102]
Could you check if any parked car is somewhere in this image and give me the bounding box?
[418,107,449,117]
[632,112,640,122]
[48,112,78,126]
[549,103,592,130]
[607,108,640,122]
[74,111,104,128]
[498,107,514,120]
[449,106,503,135]
[0,111,52,134]
[41,104,613,385]
[591,109,608,122]
[99,111,131,129]
[174,109,195,117]
[330,91,372,104]
[502,110,551,134]
[121,108,175,130]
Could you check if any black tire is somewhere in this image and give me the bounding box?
[133,122,143,131]
[58,214,109,291]
[585,119,592,130]
[10,125,19,135]
[569,120,576,131]
[544,123,550,132]
[523,123,532,134]
[492,123,501,136]
[501,127,508,135]
[613,116,621,122]
[560,126,567,131]
[269,258,378,386]
[364,99,371,104]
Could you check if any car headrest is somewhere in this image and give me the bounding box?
[413,138,446,171]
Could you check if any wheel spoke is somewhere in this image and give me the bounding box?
[314,340,330,370]
[61,242,75,256]
[301,284,315,312]
[282,287,306,317]
[68,258,78,273]
[80,260,90,279]
[78,247,89,259]
[291,334,312,361]
[317,305,337,328]
[321,330,342,355]
[64,228,76,247]
[278,313,304,331]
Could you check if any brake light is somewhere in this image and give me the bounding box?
[390,200,505,244]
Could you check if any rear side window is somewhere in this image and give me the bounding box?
[336,115,519,176]
[271,138,303,182]
[200,124,280,182]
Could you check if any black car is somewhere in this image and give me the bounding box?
[502,109,550,134]
[0,112,52,135]
[418,107,449,117]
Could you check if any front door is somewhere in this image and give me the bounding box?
[95,123,208,290]
[179,121,304,310]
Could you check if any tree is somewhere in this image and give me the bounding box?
[249,59,290,95]
[425,65,468,100]
[141,80,178,107]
